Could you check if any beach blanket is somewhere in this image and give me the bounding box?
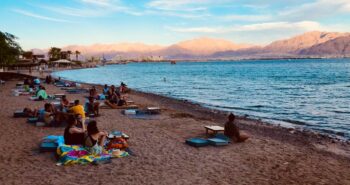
[56,145,129,165]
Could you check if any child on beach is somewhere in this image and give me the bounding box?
[69,100,86,129]
[224,113,249,142]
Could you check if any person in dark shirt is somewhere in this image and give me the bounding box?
[224,113,249,142]
[64,115,85,145]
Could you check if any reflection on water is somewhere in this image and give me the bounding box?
[54,59,350,139]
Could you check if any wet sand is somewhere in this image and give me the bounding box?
[0,73,350,185]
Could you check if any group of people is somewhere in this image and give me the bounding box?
[102,84,129,108]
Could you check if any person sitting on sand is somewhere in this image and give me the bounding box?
[89,86,98,99]
[36,85,48,100]
[104,85,126,108]
[224,113,249,142]
[119,82,128,93]
[60,95,70,111]
[84,120,108,155]
[64,115,85,145]
[103,84,109,95]
[69,100,86,129]
[41,103,57,126]
[85,96,100,116]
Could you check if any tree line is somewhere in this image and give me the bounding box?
[0,30,81,66]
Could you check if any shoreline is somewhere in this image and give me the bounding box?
[50,70,350,142]
[21,71,350,145]
[1,72,350,184]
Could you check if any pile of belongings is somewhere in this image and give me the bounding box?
[54,131,130,166]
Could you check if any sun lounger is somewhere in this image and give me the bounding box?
[54,94,65,98]
[145,107,161,114]
[207,138,229,146]
[16,82,24,87]
[13,110,26,118]
[66,89,89,94]
[121,109,161,120]
[100,104,139,109]
[36,122,46,127]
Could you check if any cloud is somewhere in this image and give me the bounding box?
[80,0,111,7]
[12,9,72,23]
[36,0,137,17]
[279,0,350,21]
[221,14,272,22]
[166,21,322,33]
[146,0,228,11]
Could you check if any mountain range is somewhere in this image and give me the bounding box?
[34,31,350,60]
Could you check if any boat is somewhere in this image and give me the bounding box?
[170,60,176,64]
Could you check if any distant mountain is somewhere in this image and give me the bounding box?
[262,31,350,54]
[172,37,251,56]
[210,31,350,59]
[37,31,350,60]
[299,36,350,56]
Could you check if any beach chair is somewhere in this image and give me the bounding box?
[186,138,209,147]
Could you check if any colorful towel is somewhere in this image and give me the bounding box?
[56,144,129,166]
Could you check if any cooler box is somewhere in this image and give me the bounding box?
[185,138,209,147]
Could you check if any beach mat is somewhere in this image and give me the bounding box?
[207,138,229,146]
[121,110,161,120]
[186,138,209,147]
[100,104,139,109]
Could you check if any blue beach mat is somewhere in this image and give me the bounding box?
[186,138,209,147]
[122,109,161,120]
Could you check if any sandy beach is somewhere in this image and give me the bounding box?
[0,72,350,185]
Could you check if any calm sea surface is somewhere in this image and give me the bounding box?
[54,59,350,139]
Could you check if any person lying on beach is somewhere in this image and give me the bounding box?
[103,84,109,95]
[69,100,86,129]
[23,107,39,117]
[60,95,70,111]
[36,85,48,100]
[224,113,249,142]
[84,120,108,155]
[85,96,100,116]
[64,115,85,145]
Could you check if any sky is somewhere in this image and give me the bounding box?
[1,0,350,50]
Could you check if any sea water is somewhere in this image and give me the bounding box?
[54,59,350,139]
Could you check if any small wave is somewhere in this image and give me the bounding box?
[279,119,309,126]
[332,110,350,114]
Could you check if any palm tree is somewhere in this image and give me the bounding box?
[48,47,61,61]
[74,50,81,61]
[67,50,72,60]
